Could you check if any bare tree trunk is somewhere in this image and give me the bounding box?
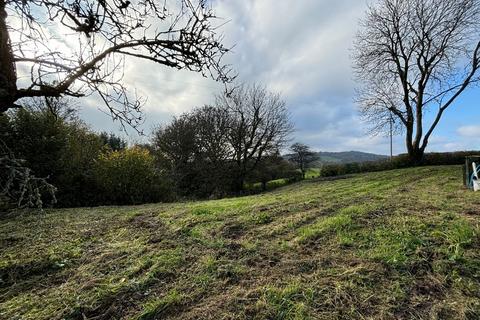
[404,119,425,165]
[261,180,267,191]
[414,108,423,151]
[406,134,425,164]
[405,122,414,156]
[232,159,245,192]
[235,176,244,193]
[409,147,425,165]
[0,0,16,112]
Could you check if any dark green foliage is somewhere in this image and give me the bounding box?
[153,92,294,197]
[0,144,57,210]
[421,151,480,166]
[1,113,56,210]
[1,103,171,208]
[2,100,296,207]
[1,108,74,207]
[152,110,221,198]
[7,108,69,180]
[1,107,105,207]
[248,153,298,191]
[99,132,127,151]
[0,113,12,145]
[55,124,105,207]
[152,106,240,197]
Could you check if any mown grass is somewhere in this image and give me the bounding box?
[245,168,321,192]
[1,166,479,319]
[245,178,291,192]
[304,167,321,179]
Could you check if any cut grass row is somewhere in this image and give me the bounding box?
[0,166,479,319]
[246,168,321,192]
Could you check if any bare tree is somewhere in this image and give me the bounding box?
[152,105,232,196]
[193,105,232,165]
[354,0,480,163]
[217,84,293,191]
[192,105,232,195]
[152,113,198,192]
[0,0,232,128]
[290,142,317,179]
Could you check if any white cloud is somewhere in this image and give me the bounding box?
[458,125,480,138]
[105,0,375,149]
[21,0,472,153]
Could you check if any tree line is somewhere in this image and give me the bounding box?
[154,84,294,197]
[1,85,305,209]
[2,0,479,211]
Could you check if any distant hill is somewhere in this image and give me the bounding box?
[285,151,388,166]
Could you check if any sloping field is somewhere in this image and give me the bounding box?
[0,166,479,319]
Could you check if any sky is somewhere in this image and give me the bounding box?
[77,0,480,155]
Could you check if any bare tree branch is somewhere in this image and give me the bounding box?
[354,0,480,163]
[0,0,234,129]
[216,83,293,191]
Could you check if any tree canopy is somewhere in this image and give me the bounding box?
[0,0,233,128]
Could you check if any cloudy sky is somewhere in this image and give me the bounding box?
[79,0,480,155]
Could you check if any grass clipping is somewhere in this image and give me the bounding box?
[0,165,479,319]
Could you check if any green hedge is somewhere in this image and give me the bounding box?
[320,151,480,177]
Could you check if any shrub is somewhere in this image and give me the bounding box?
[54,125,104,207]
[0,148,57,211]
[2,104,177,207]
[422,151,480,166]
[2,107,109,207]
[7,108,70,181]
[94,147,172,205]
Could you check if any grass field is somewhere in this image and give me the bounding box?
[1,166,479,319]
[304,168,321,179]
[246,168,321,192]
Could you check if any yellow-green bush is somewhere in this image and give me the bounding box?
[94,147,172,204]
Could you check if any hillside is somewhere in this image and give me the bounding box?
[1,166,479,319]
[284,151,388,166]
[315,151,388,164]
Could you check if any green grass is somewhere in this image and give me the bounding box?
[1,166,480,319]
[245,168,321,192]
[245,178,290,192]
[304,168,321,179]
